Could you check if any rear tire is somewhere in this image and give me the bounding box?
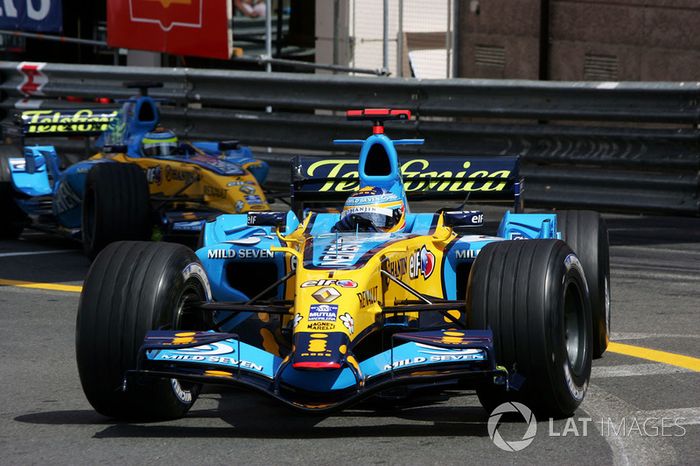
[76,241,211,420]
[82,163,150,259]
[0,145,28,239]
[467,240,592,418]
[557,210,610,358]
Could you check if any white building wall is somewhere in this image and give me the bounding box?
[349,0,451,78]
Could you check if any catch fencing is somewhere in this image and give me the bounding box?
[1,62,698,214]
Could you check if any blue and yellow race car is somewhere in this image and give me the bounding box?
[0,83,269,258]
[76,109,610,419]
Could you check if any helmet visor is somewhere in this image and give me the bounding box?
[142,138,178,157]
[342,206,395,229]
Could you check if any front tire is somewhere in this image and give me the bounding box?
[468,240,592,418]
[76,241,211,421]
[557,210,610,358]
[82,163,151,259]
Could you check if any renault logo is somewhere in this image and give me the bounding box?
[311,287,341,303]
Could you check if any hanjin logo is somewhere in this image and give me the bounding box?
[130,0,203,32]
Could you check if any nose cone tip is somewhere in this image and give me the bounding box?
[292,361,343,370]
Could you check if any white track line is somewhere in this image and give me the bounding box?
[633,408,700,426]
[593,363,691,378]
[611,332,700,341]
[582,384,678,466]
[0,249,76,258]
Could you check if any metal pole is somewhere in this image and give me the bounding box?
[446,0,451,78]
[383,0,389,73]
[451,0,460,78]
[397,0,404,77]
[265,0,272,115]
[333,0,340,67]
[265,0,272,74]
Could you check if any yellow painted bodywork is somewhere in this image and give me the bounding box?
[277,215,462,343]
[92,152,269,213]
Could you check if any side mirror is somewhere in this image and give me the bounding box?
[219,140,240,151]
[443,210,484,229]
[103,144,128,154]
[247,211,286,229]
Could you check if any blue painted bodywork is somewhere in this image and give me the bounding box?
[4,94,269,238]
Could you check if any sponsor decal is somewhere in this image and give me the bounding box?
[227,180,254,187]
[382,347,485,371]
[293,313,303,328]
[509,232,526,240]
[356,286,378,308]
[21,108,118,134]
[382,256,407,278]
[455,249,480,260]
[311,287,341,303]
[207,248,273,259]
[54,181,80,214]
[182,262,212,300]
[239,184,256,194]
[146,166,162,185]
[9,158,25,170]
[319,236,364,266]
[307,322,334,331]
[235,200,244,212]
[170,378,193,403]
[306,159,512,193]
[172,220,204,232]
[204,185,226,198]
[177,341,235,356]
[409,246,435,280]
[340,313,354,334]
[244,194,264,205]
[165,165,200,184]
[308,304,338,322]
[301,279,357,288]
[158,353,263,372]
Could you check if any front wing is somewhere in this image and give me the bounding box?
[131,329,501,412]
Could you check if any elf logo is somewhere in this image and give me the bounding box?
[409,246,435,279]
[301,279,357,288]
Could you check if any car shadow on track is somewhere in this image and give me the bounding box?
[14,389,496,439]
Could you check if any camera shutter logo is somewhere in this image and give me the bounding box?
[487,402,537,452]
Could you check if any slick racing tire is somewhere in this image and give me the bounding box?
[467,240,592,418]
[0,145,28,239]
[558,210,610,358]
[76,241,211,421]
[82,163,150,260]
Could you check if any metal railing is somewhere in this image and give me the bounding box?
[0,61,698,215]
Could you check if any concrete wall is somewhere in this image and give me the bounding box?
[458,0,700,81]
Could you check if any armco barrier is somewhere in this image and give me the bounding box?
[0,61,698,215]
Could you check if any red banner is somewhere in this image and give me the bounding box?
[107,0,233,59]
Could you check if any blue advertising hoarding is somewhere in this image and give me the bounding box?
[0,0,63,33]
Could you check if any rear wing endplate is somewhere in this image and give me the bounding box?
[291,155,523,214]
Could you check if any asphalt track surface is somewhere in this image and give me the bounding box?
[1,210,699,465]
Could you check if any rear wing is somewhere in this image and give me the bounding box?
[291,155,523,215]
[16,108,119,138]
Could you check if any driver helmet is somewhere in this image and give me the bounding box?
[141,127,178,157]
[341,186,406,233]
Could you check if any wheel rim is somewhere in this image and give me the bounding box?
[170,277,207,403]
[564,282,586,373]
